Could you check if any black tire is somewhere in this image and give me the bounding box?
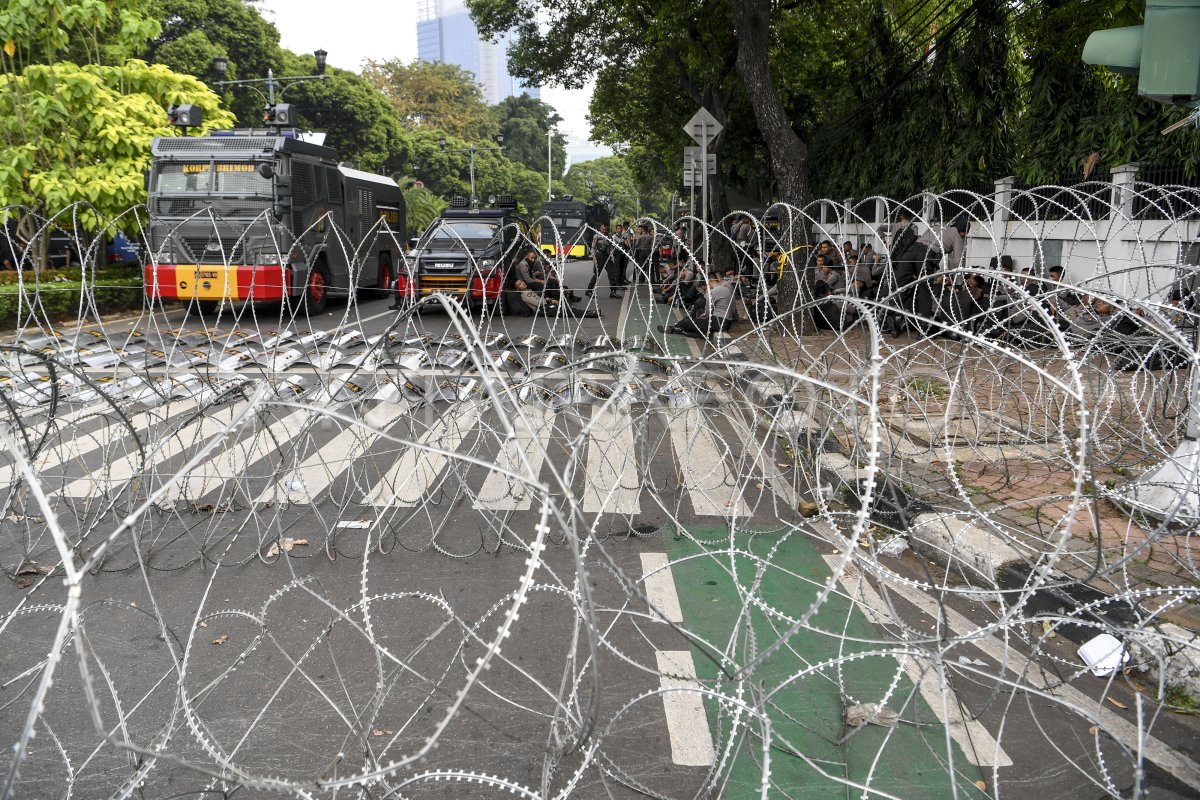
[304,260,331,315]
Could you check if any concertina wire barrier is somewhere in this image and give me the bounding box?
[0,185,1196,798]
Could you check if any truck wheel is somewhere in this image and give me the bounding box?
[377,254,394,299]
[196,300,220,316]
[304,261,331,315]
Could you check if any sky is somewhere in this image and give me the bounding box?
[256,0,612,167]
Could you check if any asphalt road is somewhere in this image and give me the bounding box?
[0,258,1197,798]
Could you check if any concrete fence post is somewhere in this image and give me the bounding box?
[993,176,1015,228]
[1111,163,1140,221]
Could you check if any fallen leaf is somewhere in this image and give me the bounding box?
[1041,620,1057,639]
[15,562,41,576]
[199,621,207,628]
[39,565,53,575]
[211,634,229,646]
[797,501,819,518]
[975,779,986,791]
[16,578,33,590]
[1106,696,1127,709]
[371,729,393,737]
[1088,726,1098,735]
[267,537,310,557]
[1130,680,1146,693]
[191,503,215,513]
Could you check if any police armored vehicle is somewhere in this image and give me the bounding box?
[398,195,529,313]
[144,105,405,313]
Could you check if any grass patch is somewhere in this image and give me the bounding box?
[1164,684,1199,713]
[906,377,949,400]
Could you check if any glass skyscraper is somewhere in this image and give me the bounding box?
[416,0,540,105]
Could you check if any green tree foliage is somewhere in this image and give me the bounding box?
[278,52,404,173]
[562,157,636,216]
[0,60,233,220]
[469,0,741,217]
[363,59,498,141]
[0,0,232,231]
[1014,0,1198,183]
[492,93,566,179]
[397,127,546,214]
[1,0,161,67]
[142,0,282,126]
[400,184,448,234]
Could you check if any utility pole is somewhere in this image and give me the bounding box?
[547,128,553,202]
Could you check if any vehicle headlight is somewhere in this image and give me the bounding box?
[257,252,281,265]
[479,258,495,271]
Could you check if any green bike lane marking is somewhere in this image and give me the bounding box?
[661,525,990,798]
[625,290,989,792]
[619,288,693,356]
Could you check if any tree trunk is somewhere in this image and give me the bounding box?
[730,0,809,207]
[730,0,815,333]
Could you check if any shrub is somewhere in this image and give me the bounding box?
[0,271,144,329]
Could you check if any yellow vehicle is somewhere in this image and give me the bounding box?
[537,199,609,259]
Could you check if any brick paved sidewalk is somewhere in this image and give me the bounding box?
[727,323,1200,632]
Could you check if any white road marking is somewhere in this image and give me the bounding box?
[665,407,748,517]
[835,557,1200,788]
[822,555,1013,768]
[259,386,410,506]
[640,553,715,767]
[640,553,684,624]
[57,400,247,497]
[476,405,556,511]
[165,409,312,501]
[583,404,641,514]
[655,651,717,767]
[0,395,201,487]
[363,403,484,507]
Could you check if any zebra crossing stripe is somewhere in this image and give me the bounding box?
[165,408,312,501]
[664,407,748,517]
[259,386,410,506]
[475,405,556,511]
[582,404,641,514]
[57,399,247,497]
[3,396,202,490]
[362,403,485,507]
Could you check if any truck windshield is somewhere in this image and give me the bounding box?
[423,220,500,245]
[154,163,271,195]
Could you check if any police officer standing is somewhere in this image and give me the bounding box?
[586,222,616,298]
[632,223,653,284]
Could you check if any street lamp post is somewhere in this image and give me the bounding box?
[547,128,555,202]
[439,135,505,207]
[211,49,329,122]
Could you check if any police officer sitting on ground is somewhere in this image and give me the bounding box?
[657,273,736,339]
[516,247,580,304]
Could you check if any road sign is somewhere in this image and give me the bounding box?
[683,107,723,146]
[684,147,717,175]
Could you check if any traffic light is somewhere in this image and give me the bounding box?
[1083,0,1200,105]
[262,103,294,126]
[167,104,203,128]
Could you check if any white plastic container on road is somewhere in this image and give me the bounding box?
[1078,633,1129,677]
